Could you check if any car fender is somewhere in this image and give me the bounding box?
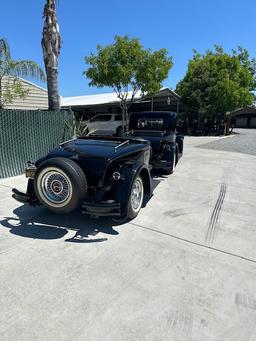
[114,161,152,217]
[162,141,176,163]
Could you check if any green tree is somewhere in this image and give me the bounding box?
[0,38,45,108]
[84,35,173,133]
[176,46,256,122]
[42,0,61,111]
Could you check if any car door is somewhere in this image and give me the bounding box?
[89,114,112,134]
[113,114,123,132]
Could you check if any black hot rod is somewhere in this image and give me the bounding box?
[12,111,183,220]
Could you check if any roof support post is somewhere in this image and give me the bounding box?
[176,100,180,115]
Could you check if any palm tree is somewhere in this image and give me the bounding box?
[0,38,46,109]
[42,0,61,111]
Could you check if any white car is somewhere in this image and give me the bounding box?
[83,113,123,136]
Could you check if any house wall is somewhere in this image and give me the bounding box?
[1,77,48,110]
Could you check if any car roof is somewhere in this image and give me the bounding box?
[131,111,176,116]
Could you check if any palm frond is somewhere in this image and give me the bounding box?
[9,60,46,82]
[0,38,11,61]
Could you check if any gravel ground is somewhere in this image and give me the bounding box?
[197,129,256,156]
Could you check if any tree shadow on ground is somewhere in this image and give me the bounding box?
[0,175,162,243]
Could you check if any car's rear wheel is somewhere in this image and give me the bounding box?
[162,149,176,175]
[127,175,144,219]
[34,158,87,214]
[116,126,123,137]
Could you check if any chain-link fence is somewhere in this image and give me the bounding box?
[0,109,74,179]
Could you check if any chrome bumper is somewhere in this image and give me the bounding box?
[12,188,31,204]
[82,201,121,217]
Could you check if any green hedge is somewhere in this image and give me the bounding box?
[0,109,73,179]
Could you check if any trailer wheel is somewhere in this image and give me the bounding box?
[127,175,144,219]
[34,158,87,214]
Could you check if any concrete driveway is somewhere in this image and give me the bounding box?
[0,132,256,341]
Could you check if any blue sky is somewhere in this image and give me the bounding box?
[1,0,255,97]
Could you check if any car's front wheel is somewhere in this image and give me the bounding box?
[127,175,144,219]
[34,158,87,214]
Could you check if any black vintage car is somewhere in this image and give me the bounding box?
[12,111,183,220]
[128,111,183,174]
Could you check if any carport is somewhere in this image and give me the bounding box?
[61,88,180,119]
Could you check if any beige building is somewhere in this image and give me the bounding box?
[1,76,48,110]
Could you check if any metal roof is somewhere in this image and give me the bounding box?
[225,106,256,118]
[61,88,180,107]
[61,90,141,107]
[3,76,48,93]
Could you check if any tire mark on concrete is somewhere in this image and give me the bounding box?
[164,208,189,218]
[205,183,227,244]
[166,310,193,340]
[236,293,256,311]
[213,294,256,341]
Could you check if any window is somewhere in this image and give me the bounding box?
[92,114,111,122]
[114,115,122,121]
[136,118,164,130]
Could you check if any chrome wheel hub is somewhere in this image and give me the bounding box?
[41,171,71,204]
[131,179,143,211]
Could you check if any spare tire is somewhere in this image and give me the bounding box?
[34,157,87,214]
